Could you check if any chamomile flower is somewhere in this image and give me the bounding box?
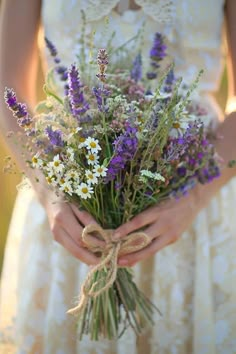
[45,175,57,187]
[93,165,108,177]
[65,169,80,181]
[85,170,98,185]
[85,137,101,153]
[75,183,94,199]
[59,179,73,196]
[86,152,99,165]
[169,118,190,138]
[48,154,64,174]
[31,154,43,168]
[78,136,86,148]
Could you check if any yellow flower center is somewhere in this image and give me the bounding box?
[97,167,103,173]
[82,187,88,194]
[60,178,65,184]
[173,122,181,129]
[88,155,95,161]
[88,174,93,179]
[79,137,86,143]
[65,187,69,192]
[90,142,97,148]
[46,176,52,184]
[32,157,38,163]
[54,161,60,167]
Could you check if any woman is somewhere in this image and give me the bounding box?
[0,0,235,353]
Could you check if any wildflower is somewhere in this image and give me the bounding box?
[65,169,80,181]
[92,86,110,112]
[68,64,89,118]
[45,175,57,187]
[164,68,175,93]
[86,152,99,165]
[147,33,167,80]
[93,165,108,177]
[106,123,138,182]
[85,137,101,153]
[48,154,64,174]
[78,136,86,148]
[31,155,43,168]
[131,53,142,83]
[140,170,166,182]
[59,178,74,196]
[96,49,109,82]
[45,126,64,147]
[75,183,94,199]
[4,88,32,128]
[85,170,98,185]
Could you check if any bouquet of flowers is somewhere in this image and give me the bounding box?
[4,30,220,340]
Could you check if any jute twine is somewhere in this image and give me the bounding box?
[67,224,151,316]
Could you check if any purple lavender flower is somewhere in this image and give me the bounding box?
[68,64,89,118]
[164,68,175,93]
[4,88,32,127]
[45,37,60,62]
[92,86,110,112]
[55,65,68,81]
[147,33,167,80]
[106,123,138,182]
[45,126,64,147]
[131,53,142,83]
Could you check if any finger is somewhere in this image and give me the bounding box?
[70,204,98,226]
[70,204,105,247]
[114,206,159,240]
[118,232,173,267]
[54,227,99,265]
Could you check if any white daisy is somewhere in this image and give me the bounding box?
[45,175,57,187]
[65,169,80,181]
[75,183,94,199]
[78,136,87,148]
[59,179,74,196]
[48,154,64,174]
[31,155,43,168]
[93,165,108,177]
[86,152,99,166]
[85,137,101,153]
[85,170,98,185]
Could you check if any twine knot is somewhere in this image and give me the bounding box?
[67,224,151,316]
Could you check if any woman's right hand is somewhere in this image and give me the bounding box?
[43,193,101,265]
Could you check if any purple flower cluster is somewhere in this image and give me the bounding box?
[106,124,138,182]
[147,33,167,80]
[45,126,64,147]
[68,64,89,118]
[92,86,110,112]
[175,122,220,184]
[130,53,142,83]
[4,88,32,128]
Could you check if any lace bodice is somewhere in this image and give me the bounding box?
[41,0,225,92]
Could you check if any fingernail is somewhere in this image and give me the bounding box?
[118,259,128,266]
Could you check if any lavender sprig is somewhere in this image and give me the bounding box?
[4,88,32,128]
[106,123,138,182]
[45,126,64,147]
[68,64,89,118]
[96,49,109,82]
[131,53,142,83]
[147,33,167,80]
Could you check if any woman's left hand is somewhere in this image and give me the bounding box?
[114,186,204,267]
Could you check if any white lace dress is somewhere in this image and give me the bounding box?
[1,1,236,353]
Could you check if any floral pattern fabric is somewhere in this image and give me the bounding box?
[1,1,236,353]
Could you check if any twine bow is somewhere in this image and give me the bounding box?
[67,224,151,316]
